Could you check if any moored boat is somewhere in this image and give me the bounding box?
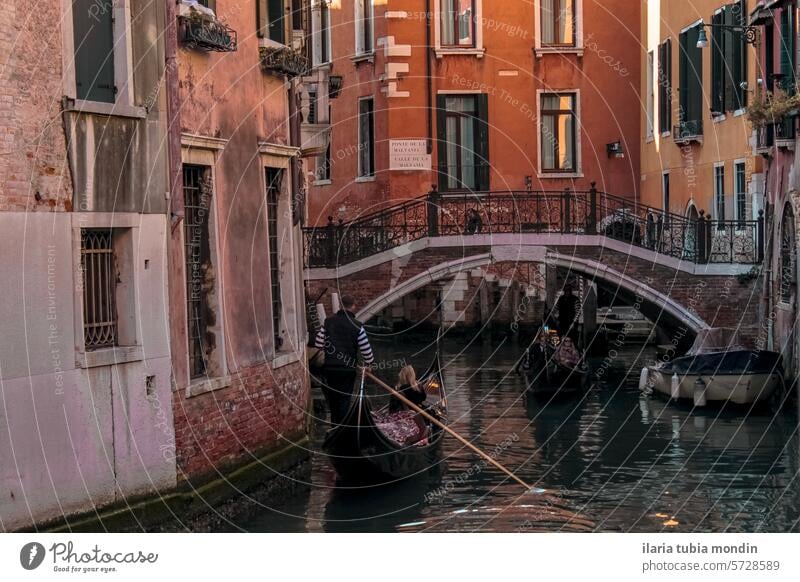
[322,353,447,483]
[641,328,784,406]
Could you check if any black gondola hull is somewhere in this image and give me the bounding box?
[524,361,588,399]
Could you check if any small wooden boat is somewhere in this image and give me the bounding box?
[641,328,784,406]
[322,353,448,483]
[519,341,589,399]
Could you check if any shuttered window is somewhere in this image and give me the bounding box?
[711,2,748,114]
[678,24,703,134]
[779,5,796,91]
[72,0,115,103]
[658,39,672,134]
[436,94,490,191]
[358,98,375,178]
[258,0,287,44]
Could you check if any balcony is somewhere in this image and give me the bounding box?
[300,124,331,157]
[673,120,704,144]
[259,46,309,79]
[179,16,237,52]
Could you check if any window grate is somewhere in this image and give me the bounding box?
[183,165,213,379]
[266,169,284,350]
[81,229,118,350]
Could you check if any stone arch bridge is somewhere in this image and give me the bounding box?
[304,189,765,342]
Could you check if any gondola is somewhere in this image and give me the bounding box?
[519,340,589,399]
[322,352,448,483]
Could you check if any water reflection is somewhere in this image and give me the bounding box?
[238,338,799,533]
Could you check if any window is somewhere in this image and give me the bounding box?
[72,0,115,103]
[258,0,287,44]
[658,39,673,134]
[356,0,374,55]
[266,169,284,350]
[437,94,490,191]
[81,229,118,350]
[735,161,747,224]
[678,24,704,136]
[311,0,331,65]
[358,98,375,178]
[316,140,332,182]
[183,165,214,379]
[307,87,318,124]
[540,93,577,173]
[647,51,655,140]
[441,0,476,47]
[711,2,748,114]
[715,164,726,228]
[779,4,797,91]
[541,0,576,46]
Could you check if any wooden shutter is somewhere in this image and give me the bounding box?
[685,26,703,125]
[475,94,490,191]
[780,6,794,90]
[72,0,115,103]
[723,5,739,112]
[711,11,724,113]
[658,40,673,134]
[258,0,286,43]
[436,95,448,191]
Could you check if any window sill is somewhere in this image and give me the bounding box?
[734,108,746,118]
[312,62,332,72]
[65,99,147,119]
[538,172,584,179]
[186,375,233,399]
[351,52,375,64]
[661,131,671,139]
[534,46,584,58]
[712,114,727,124]
[272,352,302,370]
[435,48,485,59]
[355,176,377,183]
[78,345,144,369]
[314,179,332,186]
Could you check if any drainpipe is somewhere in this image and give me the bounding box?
[426,0,433,155]
[166,0,183,227]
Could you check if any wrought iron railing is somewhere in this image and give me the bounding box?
[303,186,765,268]
[180,16,238,52]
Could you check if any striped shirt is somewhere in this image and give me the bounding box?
[314,324,375,365]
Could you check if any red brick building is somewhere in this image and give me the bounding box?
[305,0,643,225]
[168,0,312,484]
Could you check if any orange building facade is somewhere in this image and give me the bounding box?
[305,0,643,225]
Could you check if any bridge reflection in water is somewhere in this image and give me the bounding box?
[237,338,799,533]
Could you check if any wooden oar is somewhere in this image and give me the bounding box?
[364,369,533,491]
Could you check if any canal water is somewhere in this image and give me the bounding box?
[238,336,800,533]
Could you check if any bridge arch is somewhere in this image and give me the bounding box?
[354,248,709,335]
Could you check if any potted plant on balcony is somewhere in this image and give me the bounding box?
[747,88,800,128]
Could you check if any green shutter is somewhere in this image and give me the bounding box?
[711,11,724,113]
[268,0,286,44]
[780,6,794,90]
[687,26,703,126]
[73,0,115,103]
[436,95,448,191]
[475,94,490,191]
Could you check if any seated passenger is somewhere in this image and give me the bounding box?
[374,365,429,446]
[555,336,581,368]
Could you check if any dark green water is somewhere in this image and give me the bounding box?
[238,337,800,533]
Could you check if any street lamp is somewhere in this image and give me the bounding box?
[696,21,759,49]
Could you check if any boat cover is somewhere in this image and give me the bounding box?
[687,328,745,355]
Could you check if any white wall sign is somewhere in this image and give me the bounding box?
[390,139,431,171]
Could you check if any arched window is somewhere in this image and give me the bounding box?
[780,204,797,304]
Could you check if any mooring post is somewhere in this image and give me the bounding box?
[757,209,765,263]
[563,187,572,234]
[588,181,598,234]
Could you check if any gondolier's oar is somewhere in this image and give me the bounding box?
[364,370,534,491]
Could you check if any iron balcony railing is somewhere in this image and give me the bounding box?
[303,185,765,269]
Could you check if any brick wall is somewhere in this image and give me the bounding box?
[308,246,761,342]
[0,0,72,212]
[172,361,310,481]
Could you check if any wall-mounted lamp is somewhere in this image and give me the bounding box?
[696,21,758,49]
[328,76,343,99]
[606,141,625,159]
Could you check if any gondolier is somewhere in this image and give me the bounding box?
[314,295,375,425]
